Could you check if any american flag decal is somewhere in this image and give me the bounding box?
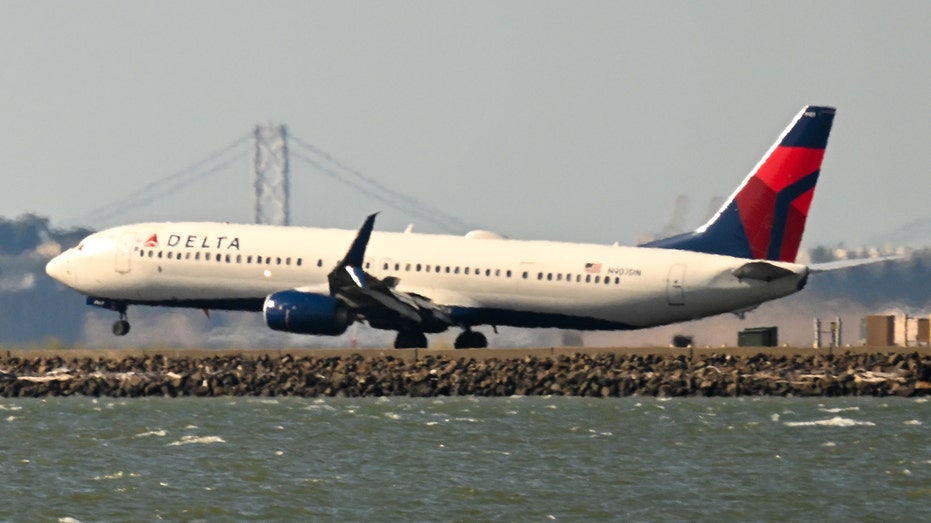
[584,263,602,274]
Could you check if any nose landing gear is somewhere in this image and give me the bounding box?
[112,311,131,336]
[87,298,132,337]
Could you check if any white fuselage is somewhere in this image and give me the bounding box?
[46,222,808,331]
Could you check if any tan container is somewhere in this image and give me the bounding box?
[865,315,895,346]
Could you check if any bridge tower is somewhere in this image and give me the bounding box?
[253,124,290,225]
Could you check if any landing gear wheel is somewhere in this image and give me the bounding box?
[394,330,427,349]
[454,330,488,349]
[112,319,130,336]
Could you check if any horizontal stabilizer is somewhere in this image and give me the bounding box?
[809,255,904,273]
[733,261,796,282]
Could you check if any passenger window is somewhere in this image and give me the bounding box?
[506,270,512,278]
[537,272,543,280]
[585,275,591,283]
[383,263,389,270]
[464,267,470,275]
[317,259,323,267]
[416,264,422,272]
[195,252,201,260]
[547,273,553,281]
[595,276,600,283]
[247,255,253,263]
[454,267,460,274]
[297,258,302,266]
[148,251,154,258]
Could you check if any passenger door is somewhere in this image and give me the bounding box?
[115,233,134,274]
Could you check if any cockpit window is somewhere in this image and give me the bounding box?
[76,237,115,255]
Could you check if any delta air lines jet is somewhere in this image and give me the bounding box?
[47,106,836,348]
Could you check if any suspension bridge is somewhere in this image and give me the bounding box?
[72,125,477,233]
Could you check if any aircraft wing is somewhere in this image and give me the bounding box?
[326,214,454,332]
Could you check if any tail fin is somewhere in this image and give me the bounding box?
[643,105,835,262]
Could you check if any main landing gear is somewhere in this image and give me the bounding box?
[394,330,428,349]
[454,329,487,349]
[393,329,489,349]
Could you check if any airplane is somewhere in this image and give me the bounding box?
[47,105,838,349]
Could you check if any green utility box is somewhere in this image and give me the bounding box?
[738,326,778,347]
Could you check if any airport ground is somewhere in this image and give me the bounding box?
[1,344,930,398]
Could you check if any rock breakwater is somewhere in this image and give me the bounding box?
[1,351,930,398]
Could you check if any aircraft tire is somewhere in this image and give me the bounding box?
[112,320,131,336]
[454,330,487,349]
[394,330,427,349]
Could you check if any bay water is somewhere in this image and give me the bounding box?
[1,396,929,522]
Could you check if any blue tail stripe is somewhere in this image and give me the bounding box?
[766,170,820,260]
[781,107,835,148]
[642,202,752,259]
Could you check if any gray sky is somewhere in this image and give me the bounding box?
[3,1,929,248]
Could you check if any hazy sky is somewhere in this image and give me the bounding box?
[3,1,929,249]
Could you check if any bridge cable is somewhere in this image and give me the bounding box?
[74,133,252,226]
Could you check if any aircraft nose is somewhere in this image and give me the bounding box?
[46,254,72,286]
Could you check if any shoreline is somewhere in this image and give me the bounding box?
[1,346,930,398]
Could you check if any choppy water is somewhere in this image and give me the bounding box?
[1,397,929,522]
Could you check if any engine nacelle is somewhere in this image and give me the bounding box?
[263,290,352,336]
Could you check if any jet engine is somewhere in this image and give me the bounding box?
[263,290,352,335]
